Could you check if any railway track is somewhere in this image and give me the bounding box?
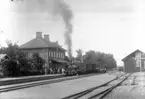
[62,73,131,99]
[0,73,100,93]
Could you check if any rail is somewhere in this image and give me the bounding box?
[62,73,131,99]
[0,73,99,93]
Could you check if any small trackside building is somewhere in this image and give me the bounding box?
[122,49,145,73]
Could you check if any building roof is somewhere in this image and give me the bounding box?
[0,54,7,59]
[51,58,68,63]
[0,54,10,59]
[0,54,10,63]
[20,38,48,49]
[122,49,144,61]
[20,32,66,51]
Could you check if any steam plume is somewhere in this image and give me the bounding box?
[53,0,73,59]
[11,0,73,59]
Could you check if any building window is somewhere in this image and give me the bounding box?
[25,52,28,57]
[54,52,56,57]
[135,53,141,58]
[58,52,59,58]
[59,53,61,58]
[49,51,50,57]
[56,52,58,58]
[28,53,31,57]
[59,52,60,58]
[57,52,59,58]
[49,51,51,57]
[62,53,64,59]
[61,53,63,58]
[53,52,55,57]
[86,64,88,70]
[44,54,46,59]
[52,51,53,57]
[60,52,61,58]
[48,51,50,57]
[60,53,61,58]
[136,58,141,67]
[51,51,53,57]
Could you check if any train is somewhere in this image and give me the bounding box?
[65,61,107,76]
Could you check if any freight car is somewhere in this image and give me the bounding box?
[77,63,106,74]
[65,62,106,76]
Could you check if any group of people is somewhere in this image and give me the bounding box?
[48,68,65,74]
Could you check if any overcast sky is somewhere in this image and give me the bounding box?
[0,0,145,65]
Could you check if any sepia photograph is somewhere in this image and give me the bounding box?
[0,0,145,99]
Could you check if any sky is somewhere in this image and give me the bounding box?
[0,0,145,66]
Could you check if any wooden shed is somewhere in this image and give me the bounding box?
[122,49,145,73]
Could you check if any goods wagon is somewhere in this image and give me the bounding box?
[65,62,106,76]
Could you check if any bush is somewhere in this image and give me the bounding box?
[31,52,45,72]
[1,59,20,77]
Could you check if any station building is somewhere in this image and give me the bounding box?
[122,49,145,73]
[20,32,67,70]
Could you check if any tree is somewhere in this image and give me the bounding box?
[5,40,19,59]
[76,49,83,62]
[0,47,7,54]
[18,54,32,75]
[31,52,45,73]
[64,56,69,62]
[83,50,117,70]
[0,41,32,76]
[1,59,19,77]
[83,50,97,62]
[104,54,117,69]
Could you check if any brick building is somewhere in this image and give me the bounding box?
[20,32,67,70]
[122,49,145,73]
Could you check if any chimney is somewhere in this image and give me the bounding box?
[56,41,58,44]
[36,32,42,38]
[44,34,49,42]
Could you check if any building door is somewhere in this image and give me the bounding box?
[136,58,141,72]
[135,52,141,72]
[144,61,145,71]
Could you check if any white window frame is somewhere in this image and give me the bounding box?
[144,61,145,69]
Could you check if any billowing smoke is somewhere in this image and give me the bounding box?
[53,0,73,59]
[10,0,73,59]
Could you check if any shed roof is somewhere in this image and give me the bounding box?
[122,49,144,61]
